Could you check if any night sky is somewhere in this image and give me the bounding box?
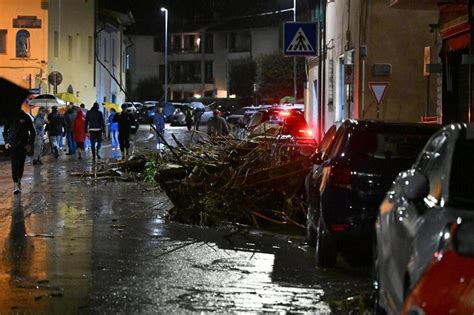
[100,0,309,34]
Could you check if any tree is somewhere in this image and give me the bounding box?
[228,57,257,98]
[256,52,306,103]
[133,76,163,101]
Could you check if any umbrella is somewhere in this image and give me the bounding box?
[103,102,122,113]
[163,102,175,116]
[190,101,205,109]
[28,94,66,108]
[280,96,296,104]
[56,92,82,104]
[0,77,30,123]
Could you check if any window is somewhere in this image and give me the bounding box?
[112,39,115,66]
[159,65,165,82]
[103,38,108,61]
[205,33,213,53]
[88,36,93,64]
[205,61,213,83]
[76,34,81,61]
[68,35,73,61]
[16,29,30,58]
[229,32,236,50]
[0,30,6,54]
[54,31,59,57]
[416,133,451,204]
[153,36,163,52]
[172,35,181,51]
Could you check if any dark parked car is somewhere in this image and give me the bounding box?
[375,123,474,314]
[140,101,159,123]
[305,120,440,268]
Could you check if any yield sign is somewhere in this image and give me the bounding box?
[368,82,389,106]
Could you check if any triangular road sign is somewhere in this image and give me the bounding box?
[368,82,389,105]
[287,28,314,53]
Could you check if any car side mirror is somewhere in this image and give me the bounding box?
[403,171,429,202]
[310,151,323,164]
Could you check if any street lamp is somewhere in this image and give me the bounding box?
[161,7,168,103]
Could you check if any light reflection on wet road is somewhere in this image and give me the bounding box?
[0,126,371,313]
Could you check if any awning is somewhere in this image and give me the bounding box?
[442,22,470,52]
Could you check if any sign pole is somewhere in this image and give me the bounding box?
[293,0,297,102]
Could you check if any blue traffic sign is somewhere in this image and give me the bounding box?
[283,22,318,56]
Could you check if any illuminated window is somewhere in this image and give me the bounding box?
[16,29,30,58]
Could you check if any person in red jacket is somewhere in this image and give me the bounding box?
[72,110,86,160]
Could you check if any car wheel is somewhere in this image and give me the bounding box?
[306,198,317,246]
[315,214,337,268]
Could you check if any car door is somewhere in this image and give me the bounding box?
[388,131,453,307]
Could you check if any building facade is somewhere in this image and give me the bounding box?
[391,0,474,124]
[126,35,164,98]
[48,0,96,105]
[0,0,49,91]
[306,0,439,139]
[95,9,133,106]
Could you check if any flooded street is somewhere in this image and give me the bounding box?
[0,127,371,313]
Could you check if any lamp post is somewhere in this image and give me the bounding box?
[161,7,168,103]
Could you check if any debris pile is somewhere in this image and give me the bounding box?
[151,136,313,229]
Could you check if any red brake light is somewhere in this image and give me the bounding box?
[330,168,352,186]
[299,129,314,137]
[330,224,349,232]
[278,111,291,118]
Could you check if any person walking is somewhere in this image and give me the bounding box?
[193,107,203,131]
[207,110,229,136]
[32,107,47,165]
[154,106,166,150]
[184,106,193,131]
[113,104,135,159]
[64,104,77,155]
[85,102,105,161]
[72,110,86,160]
[46,106,65,159]
[3,110,36,194]
[108,108,119,150]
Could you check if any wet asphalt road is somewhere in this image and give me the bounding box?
[0,126,371,313]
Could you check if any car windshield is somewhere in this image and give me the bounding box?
[349,126,434,160]
[449,137,474,208]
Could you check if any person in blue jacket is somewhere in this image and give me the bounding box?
[153,106,166,149]
[108,108,119,150]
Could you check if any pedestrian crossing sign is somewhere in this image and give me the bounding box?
[284,22,318,56]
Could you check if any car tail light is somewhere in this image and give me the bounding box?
[299,129,314,137]
[330,168,352,186]
[278,111,291,118]
[331,224,349,232]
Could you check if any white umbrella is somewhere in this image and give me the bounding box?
[190,101,205,110]
[28,94,66,108]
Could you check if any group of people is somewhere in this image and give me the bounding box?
[3,101,227,195]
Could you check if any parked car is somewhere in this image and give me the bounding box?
[122,102,142,114]
[247,106,314,139]
[375,123,474,314]
[140,101,159,123]
[0,124,5,152]
[226,106,261,127]
[171,104,213,126]
[305,120,440,268]
[401,221,474,315]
